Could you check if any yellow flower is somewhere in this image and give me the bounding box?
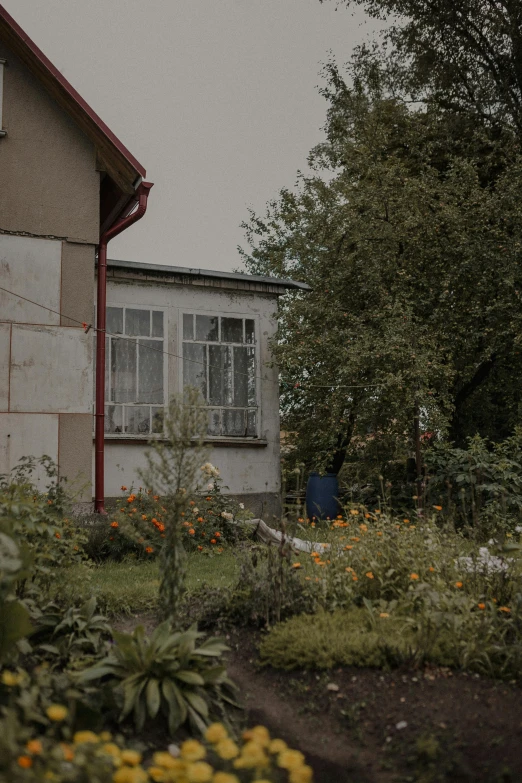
[455,581,463,589]
[180,739,206,761]
[152,752,183,770]
[186,761,213,782]
[289,765,314,783]
[1,670,23,687]
[205,722,228,744]
[499,606,511,613]
[215,738,239,760]
[365,572,374,579]
[120,749,142,766]
[245,725,271,747]
[148,768,166,783]
[278,749,306,770]
[112,767,148,783]
[102,743,122,766]
[100,731,113,742]
[212,774,240,783]
[73,730,99,744]
[234,741,269,769]
[379,612,389,618]
[292,562,302,568]
[349,509,359,516]
[269,738,288,754]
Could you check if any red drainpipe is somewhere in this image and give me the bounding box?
[94,181,153,513]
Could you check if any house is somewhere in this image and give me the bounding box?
[98,259,309,517]
[0,6,152,501]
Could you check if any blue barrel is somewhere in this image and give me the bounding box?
[306,472,339,520]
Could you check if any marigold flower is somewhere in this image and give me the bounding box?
[152,751,182,770]
[379,612,389,618]
[344,545,353,550]
[26,739,43,755]
[214,531,221,537]
[55,532,61,539]
[188,528,195,535]
[410,573,420,580]
[73,730,99,744]
[374,509,381,514]
[364,513,371,519]
[121,485,127,491]
[127,495,136,503]
[121,749,142,766]
[365,572,374,579]
[289,765,314,783]
[376,531,383,536]
[17,756,32,768]
[455,581,463,588]
[197,517,204,522]
[244,725,271,746]
[433,505,443,511]
[350,537,360,542]
[478,603,486,610]
[197,545,203,551]
[141,515,147,520]
[428,566,435,572]
[145,546,154,553]
[113,767,148,783]
[359,523,368,531]
[352,575,358,581]
[205,722,228,744]
[148,767,167,782]
[110,521,119,528]
[180,740,206,762]
[190,500,195,505]
[215,738,239,760]
[1,670,22,687]
[234,741,268,769]
[185,761,213,782]
[212,774,240,783]
[292,562,301,569]
[101,742,121,762]
[269,738,288,754]
[153,495,159,501]
[210,538,217,544]
[278,748,305,770]
[499,606,511,613]
[46,704,68,721]
[349,509,359,516]
[60,743,74,761]
[403,519,410,524]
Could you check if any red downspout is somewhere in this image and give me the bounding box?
[95,181,153,513]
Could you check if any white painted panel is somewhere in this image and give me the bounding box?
[0,234,61,325]
[10,325,92,413]
[0,413,58,488]
[0,323,10,410]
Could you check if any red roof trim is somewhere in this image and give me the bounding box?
[0,4,146,179]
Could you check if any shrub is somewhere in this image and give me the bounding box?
[77,622,238,735]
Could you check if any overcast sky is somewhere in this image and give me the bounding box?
[4,0,379,272]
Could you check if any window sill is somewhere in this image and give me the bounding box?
[98,436,268,448]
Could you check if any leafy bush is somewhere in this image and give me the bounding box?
[78,622,238,735]
[0,529,32,663]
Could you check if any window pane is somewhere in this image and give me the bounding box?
[126,406,150,434]
[209,345,232,406]
[223,408,245,437]
[233,347,248,407]
[105,404,123,433]
[208,409,221,436]
[138,340,163,403]
[126,308,150,336]
[151,406,164,434]
[183,313,194,340]
[107,307,123,334]
[152,311,164,337]
[222,317,243,343]
[183,342,207,399]
[245,319,255,344]
[111,338,136,402]
[247,347,256,406]
[247,409,257,437]
[196,314,218,342]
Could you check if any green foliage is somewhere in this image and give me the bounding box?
[425,431,522,537]
[0,530,32,663]
[78,622,237,735]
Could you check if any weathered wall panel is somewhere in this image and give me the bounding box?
[0,413,58,487]
[0,234,61,325]
[10,324,92,413]
[61,241,95,326]
[0,323,10,410]
[59,413,92,502]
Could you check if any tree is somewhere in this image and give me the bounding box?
[240,67,522,479]
[327,0,522,138]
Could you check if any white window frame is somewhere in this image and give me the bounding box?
[179,309,260,439]
[98,303,168,438]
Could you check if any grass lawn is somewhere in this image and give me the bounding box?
[67,550,239,616]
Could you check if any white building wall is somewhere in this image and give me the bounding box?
[97,276,281,515]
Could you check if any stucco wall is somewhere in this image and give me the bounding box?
[0,43,98,502]
[0,43,100,243]
[96,275,282,515]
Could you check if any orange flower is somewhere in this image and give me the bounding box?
[350,537,360,542]
[197,545,203,551]
[374,509,381,515]
[120,508,125,512]
[364,513,371,519]
[17,756,32,769]
[350,509,359,516]
[141,515,147,520]
[210,538,217,544]
[55,533,61,539]
[365,572,374,579]
[499,606,511,613]
[189,500,195,506]
[145,546,154,554]
[433,505,442,511]
[127,495,136,503]
[158,523,165,532]
[60,743,74,762]
[188,528,195,535]
[455,581,463,588]
[428,566,435,572]
[344,545,353,550]
[292,563,302,569]
[359,523,368,532]
[376,531,383,537]
[352,575,358,581]
[26,740,43,755]
[110,521,118,528]
[206,496,212,501]
[153,495,159,501]
[403,519,410,524]
[478,603,486,610]
[410,573,419,580]
[121,485,127,491]
[197,517,204,522]
[217,546,223,552]
[214,531,221,537]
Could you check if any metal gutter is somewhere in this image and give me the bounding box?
[106,258,311,291]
